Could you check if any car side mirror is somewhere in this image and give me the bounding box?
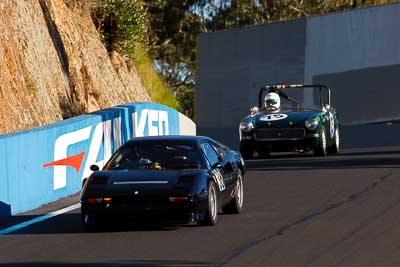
[321,104,330,112]
[90,164,100,172]
[212,162,222,169]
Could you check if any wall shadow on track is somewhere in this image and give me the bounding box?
[245,150,400,171]
[2,213,186,235]
[0,260,211,267]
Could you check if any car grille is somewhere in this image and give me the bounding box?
[254,128,305,141]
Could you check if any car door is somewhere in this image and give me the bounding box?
[210,141,237,190]
[199,142,234,203]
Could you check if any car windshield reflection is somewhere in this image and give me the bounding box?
[104,141,205,171]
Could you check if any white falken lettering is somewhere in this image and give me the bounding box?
[132,109,169,137]
[53,126,92,190]
[52,109,170,190]
[53,120,115,190]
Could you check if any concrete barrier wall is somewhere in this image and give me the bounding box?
[0,102,196,218]
[304,3,400,123]
[197,19,306,148]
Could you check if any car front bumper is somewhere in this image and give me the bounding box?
[81,198,206,225]
[240,130,321,152]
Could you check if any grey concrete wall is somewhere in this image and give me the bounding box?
[341,124,400,149]
[197,19,306,148]
[304,3,400,124]
[314,65,400,125]
[304,3,400,83]
[197,3,400,149]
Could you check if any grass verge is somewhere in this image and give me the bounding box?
[131,45,178,110]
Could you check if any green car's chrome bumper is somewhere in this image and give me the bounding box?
[240,130,321,153]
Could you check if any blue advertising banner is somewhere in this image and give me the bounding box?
[0,103,193,217]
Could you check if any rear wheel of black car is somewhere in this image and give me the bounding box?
[240,143,253,160]
[314,126,327,156]
[198,181,218,226]
[223,170,244,214]
[81,211,96,232]
[327,127,340,154]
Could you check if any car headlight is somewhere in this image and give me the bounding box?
[305,119,319,131]
[240,119,254,133]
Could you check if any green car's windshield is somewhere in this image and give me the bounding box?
[263,87,328,110]
[104,141,205,170]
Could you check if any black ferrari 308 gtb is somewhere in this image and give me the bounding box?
[80,136,245,229]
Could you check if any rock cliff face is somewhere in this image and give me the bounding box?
[0,0,151,135]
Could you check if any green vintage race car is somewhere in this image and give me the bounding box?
[239,84,340,159]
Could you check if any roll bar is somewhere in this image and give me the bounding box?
[258,84,331,108]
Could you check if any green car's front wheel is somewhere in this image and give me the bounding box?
[314,126,328,156]
[327,127,340,154]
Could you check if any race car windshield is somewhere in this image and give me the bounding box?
[263,87,322,110]
[104,141,206,170]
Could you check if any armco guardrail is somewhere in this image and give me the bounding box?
[0,102,196,218]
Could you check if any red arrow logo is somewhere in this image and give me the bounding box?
[43,152,85,173]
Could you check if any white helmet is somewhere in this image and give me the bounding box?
[264,92,280,110]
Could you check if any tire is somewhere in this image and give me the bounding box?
[327,127,340,154]
[313,126,327,156]
[240,142,254,160]
[81,210,97,232]
[223,170,244,214]
[198,181,218,226]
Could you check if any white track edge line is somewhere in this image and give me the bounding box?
[0,203,81,235]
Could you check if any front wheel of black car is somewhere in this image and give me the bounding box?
[327,127,340,154]
[223,170,244,214]
[240,143,253,160]
[314,126,327,156]
[198,181,218,226]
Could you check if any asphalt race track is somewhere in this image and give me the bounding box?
[1,147,400,267]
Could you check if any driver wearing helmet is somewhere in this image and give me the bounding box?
[264,92,280,111]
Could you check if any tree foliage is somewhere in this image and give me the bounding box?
[91,0,150,54]
[199,0,398,31]
[66,0,178,109]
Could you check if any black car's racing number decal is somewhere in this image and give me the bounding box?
[210,169,225,191]
[260,114,288,121]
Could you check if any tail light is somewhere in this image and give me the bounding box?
[88,197,112,204]
[168,197,187,203]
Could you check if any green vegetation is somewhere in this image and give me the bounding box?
[25,79,36,94]
[131,45,178,109]
[83,0,178,109]
[91,0,148,54]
